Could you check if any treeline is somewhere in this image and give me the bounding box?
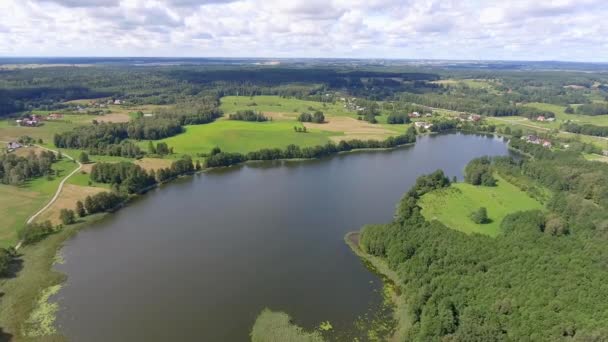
[205,127,417,168]
[562,122,608,137]
[464,156,497,186]
[0,150,57,185]
[53,107,222,157]
[297,111,325,123]
[90,162,156,194]
[359,154,608,340]
[386,113,411,124]
[83,192,126,215]
[54,117,182,148]
[399,93,555,119]
[90,156,197,194]
[575,103,608,116]
[228,110,268,122]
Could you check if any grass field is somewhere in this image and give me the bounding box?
[0,120,77,144]
[0,159,79,247]
[527,102,608,126]
[153,120,339,154]
[431,79,501,94]
[419,175,543,237]
[35,184,107,225]
[584,153,608,163]
[220,95,354,118]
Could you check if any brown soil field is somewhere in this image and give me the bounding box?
[134,158,173,171]
[93,113,131,123]
[13,146,47,157]
[35,184,106,225]
[262,112,298,120]
[304,116,395,142]
[80,163,95,173]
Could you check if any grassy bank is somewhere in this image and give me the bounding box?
[0,159,80,248]
[0,214,106,341]
[250,309,325,342]
[344,232,410,341]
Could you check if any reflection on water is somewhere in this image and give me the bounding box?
[55,133,512,341]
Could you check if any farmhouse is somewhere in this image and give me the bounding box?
[114,99,122,105]
[415,121,433,129]
[523,135,551,148]
[409,112,420,118]
[17,118,39,127]
[523,135,540,144]
[6,141,21,151]
[536,115,546,122]
[469,114,482,122]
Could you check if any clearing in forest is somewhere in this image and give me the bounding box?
[419,175,543,237]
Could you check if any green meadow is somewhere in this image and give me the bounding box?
[0,159,79,247]
[220,95,354,117]
[154,120,339,155]
[419,175,543,237]
[527,102,608,126]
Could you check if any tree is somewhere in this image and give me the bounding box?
[57,150,63,160]
[0,248,13,277]
[211,146,222,156]
[76,200,86,217]
[470,207,489,224]
[78,151,90,163]
[565,105,574,114]
[148,141,157,154]
[313,111,325,123]
[59,208,76,225]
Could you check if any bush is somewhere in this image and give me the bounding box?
[470,207,489,224]
[59,208,76,225]
[18,221,56,245]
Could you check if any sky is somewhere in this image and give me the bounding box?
[0,0,607,61]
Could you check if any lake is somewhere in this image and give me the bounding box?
[54,133,513,341]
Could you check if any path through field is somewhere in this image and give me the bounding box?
[26,146,82,225]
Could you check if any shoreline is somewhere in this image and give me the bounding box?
[344,231,411,341]
[0,129,505,340]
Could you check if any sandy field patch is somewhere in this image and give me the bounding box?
[80,163,95,173]
[304,116,395,142]
[93,113,131,123]
[134,158,173,171]
[35,184,106,225]
[262,112,298,120]
[13,146,47,157]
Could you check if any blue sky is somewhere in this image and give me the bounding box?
[0,0,607,61]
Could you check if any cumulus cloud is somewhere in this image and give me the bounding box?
[37,0,120,7]
[0,0,607,61]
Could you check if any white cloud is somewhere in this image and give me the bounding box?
[0,0,606,61]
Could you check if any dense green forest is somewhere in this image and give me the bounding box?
[2,64,605,121]
[359,144,608,341]
[0,150,58,185]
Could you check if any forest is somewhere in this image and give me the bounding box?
[359,142,608,341]
[0,150,57,185]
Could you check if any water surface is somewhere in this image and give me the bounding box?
[55,133,512,341]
